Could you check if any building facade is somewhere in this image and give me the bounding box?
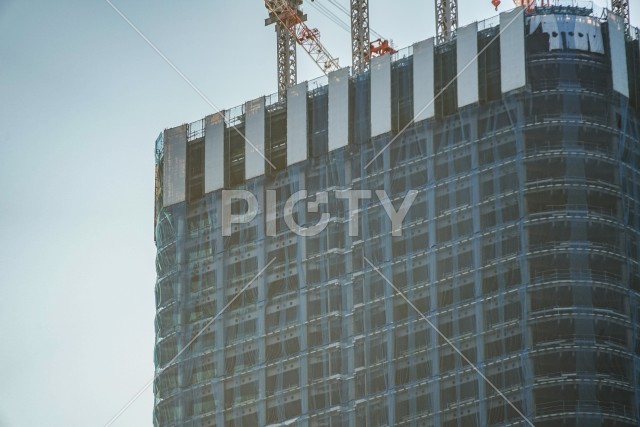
[153,6,640,426]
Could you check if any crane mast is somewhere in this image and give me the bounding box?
[611,0,630,37]
[436,0,458,44]
[351,0,370,74]
[351,0,396,74]
[265,0,340,98]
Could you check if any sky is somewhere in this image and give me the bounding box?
[0,0,637,426]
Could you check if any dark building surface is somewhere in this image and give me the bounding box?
[153,6,640,426]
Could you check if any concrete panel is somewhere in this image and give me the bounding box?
[500,8,526,93]
[608,13,629,98]
[456,22,479,107]
[287,82,308,166]
[163,125,187,207]
[371,54,392,137]
[328,67,350,151]
[245,97,266,180]
[413,38,436,121]
[204,112,225,193]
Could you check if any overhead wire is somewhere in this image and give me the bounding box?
[307,0,387,40]
[325,0,386,39]
[324,0,349,15]
[308,0,351,33]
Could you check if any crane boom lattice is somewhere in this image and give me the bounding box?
[265,0,340,98]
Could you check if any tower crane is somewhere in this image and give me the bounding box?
[350,0,396,74]
[265,0,340,98]
[611,0,630,37]
[350,0,370,74]
[436,0,458,44]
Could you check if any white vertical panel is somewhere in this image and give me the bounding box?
[529,14,604,54]
[608,13,629,98]
[456,22,479,107]
[413,38,435,121]
[587,17,605,54]
[287,82,308,165]
[500,8,526,93]
[528,15,560,50]
[245,97,266,180]
[371,54,392,137]
[204,112,225,193]
[328,67,350,151]
[572,18,591,52]
[545,17,562,51]
[529,15,562,51]
[162,125,187,207]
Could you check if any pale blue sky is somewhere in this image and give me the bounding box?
[0,1,635,426]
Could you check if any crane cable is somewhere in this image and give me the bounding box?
[307,0,387,40]
[325,0,386,40]
[308,0,351,33]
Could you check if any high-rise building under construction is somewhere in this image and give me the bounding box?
[153,4,640,426]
